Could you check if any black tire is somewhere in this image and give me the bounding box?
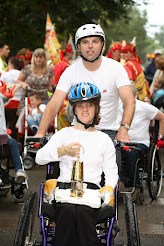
[147,143,162,200]
[13,191,38,246]
[123,193,140,246]
[23,156,34,170]
[11,184,28,203]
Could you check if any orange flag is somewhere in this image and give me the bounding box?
[67,34,76,60]
[44,13,61,65]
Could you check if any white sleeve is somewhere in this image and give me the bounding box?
[1,72,8,83]
[114,62,131,88]
[145,102,158,120]
[102,137,118,189]
[35,130,65,165]
[56,71,72,93]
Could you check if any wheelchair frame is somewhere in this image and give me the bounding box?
[13,159,142,246]
[0,134,28,203]
[120,140,163,203]
[13,137,144,245]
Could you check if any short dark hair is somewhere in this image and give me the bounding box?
[0,42,7,49]
[9,57,24,70]
[28,92,43,100]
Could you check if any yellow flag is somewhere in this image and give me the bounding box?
[44,13,61,65]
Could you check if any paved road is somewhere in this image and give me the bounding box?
[0,161,164,246]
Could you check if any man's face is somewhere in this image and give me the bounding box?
[78,36,103,62]
[0,45,10,59]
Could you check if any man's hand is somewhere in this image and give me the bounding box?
[34,133,45,138]
[115,127,130,142]
[58,142,81,157]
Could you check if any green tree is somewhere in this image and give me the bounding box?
[103,7,150,64]
[0,0,137,55]
[154,26,164,48]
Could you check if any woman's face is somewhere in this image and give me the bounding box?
[34,55,45,66]
[74,102,96,124]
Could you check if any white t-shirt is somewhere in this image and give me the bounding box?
[31,104,46,116]
[1,69,23,101]
[0,95,7,134]
[35,127,118,188]
[56,56,131,131]
[118,99,158,147]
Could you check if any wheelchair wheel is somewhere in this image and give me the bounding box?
[13,191,38,246]
[147,143,162,200]
[23,156,34,170]
[123,193,140,246]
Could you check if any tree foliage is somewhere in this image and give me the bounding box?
[154,26,164,48]
[0,0,136,55]
[0,0,162,66]
[103,7,149,63]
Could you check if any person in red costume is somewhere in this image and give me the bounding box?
[121,38,150,101]
[106,41,121,62]
[16,48,32,67]
[54,44,73,86]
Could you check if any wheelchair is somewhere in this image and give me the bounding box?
[13,138,142,246]
[119,138,163,203]
[0,134,28,203]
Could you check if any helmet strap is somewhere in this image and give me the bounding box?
[76,116,95,129]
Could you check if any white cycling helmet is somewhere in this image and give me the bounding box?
[75,24,105,48]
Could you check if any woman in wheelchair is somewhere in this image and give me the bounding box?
[35,82,118,246]
[0,81,27,184]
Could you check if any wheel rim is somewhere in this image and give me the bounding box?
[150,148,162,198]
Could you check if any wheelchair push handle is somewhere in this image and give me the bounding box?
[25,137,49,148]
[114,140,141,151]
[156,138,164,148]
[24,85,31,97]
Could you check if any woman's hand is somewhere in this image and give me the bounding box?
[58,142,81,158]
[21,82,28,90]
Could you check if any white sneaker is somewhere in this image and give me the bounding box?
[15,169,27,183]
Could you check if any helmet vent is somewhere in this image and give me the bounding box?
[82,88,86,96]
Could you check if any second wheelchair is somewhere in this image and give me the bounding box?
[120,139,163,203]
[0,134,28,203]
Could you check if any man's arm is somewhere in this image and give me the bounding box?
[116,85,136,142]
[35,89,67,137]
[154,110,164,137]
